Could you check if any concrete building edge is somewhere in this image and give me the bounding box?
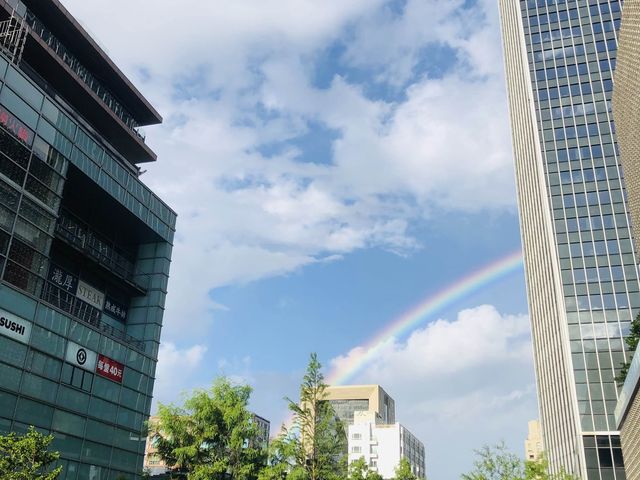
[496,1,587,476]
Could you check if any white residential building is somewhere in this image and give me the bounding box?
[348,411,426,479]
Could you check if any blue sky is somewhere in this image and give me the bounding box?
[63,0,536,478]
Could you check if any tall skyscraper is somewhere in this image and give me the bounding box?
[612,1,640,478]
[499,1,634,479]
[0,0,175,478]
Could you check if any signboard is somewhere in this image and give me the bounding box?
[48,265,78,294]
[0,309,32,344]
[104,297,127,322]
[77,280,105,310]
[96,354,124,383]
[65,341,97,372]
[0,104,34,146]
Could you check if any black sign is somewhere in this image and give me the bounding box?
[48,265,78,294]
[104,296,127,322]
[0,105,34,146]
[76,348,87,366]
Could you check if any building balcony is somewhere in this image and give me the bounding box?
[41,280,145,351]
[22,9,144,140]
[0,0,161,163]
[54,209,146,293]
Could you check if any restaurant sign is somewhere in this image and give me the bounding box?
[0,309,32,344]
[0,104,34,146]
[77,280,105,310]
[96,354,124,383]
[65,341,97,372]
[48,265,78,294]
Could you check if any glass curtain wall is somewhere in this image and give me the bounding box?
[519,1,635,479]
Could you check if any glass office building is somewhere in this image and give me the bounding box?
[499,1,636,479]
[0,0,175,478]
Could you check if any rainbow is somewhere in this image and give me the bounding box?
[325,249,524,385]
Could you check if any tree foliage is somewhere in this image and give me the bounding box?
[258,428,307,480]
[524,457,576,480]
[348,457,383,480]
[617,311,640,383]
[0,426,62,480]
[394,457,418,480]
[286,353,347,480]
[461,443,578,480]
[150,377,266,480]
[461,443,523,480]
[260,354,347,480]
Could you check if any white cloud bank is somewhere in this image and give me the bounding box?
[60,0,516,337]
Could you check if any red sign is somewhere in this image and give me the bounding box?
[0,105,34,145]
[96,354,124,383]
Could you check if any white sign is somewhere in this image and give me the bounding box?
[77,281,105,310]
[0,309,32,344]
[65,341,97,372]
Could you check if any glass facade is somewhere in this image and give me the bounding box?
[0,17,175,480]
[329,399,370,426]
[515,1,634,479]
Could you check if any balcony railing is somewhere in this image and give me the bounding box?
[55,209,142,289]
[22,8,146,141]
[41,281,145,351]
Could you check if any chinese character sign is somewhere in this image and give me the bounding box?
[48,265,78,294]
[104,296,127,322]
[96,354,124,383]
[0,105,34,146]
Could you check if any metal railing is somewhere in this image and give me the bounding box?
[22,8,146,141]
[0,10,26,64]
[55,209,140,286]
[41,281,145,351]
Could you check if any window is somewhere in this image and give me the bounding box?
[61,363,93,393]
[351,446,361,454]
[25,350,61,380]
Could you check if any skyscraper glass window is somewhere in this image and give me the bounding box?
[499,1,634,479]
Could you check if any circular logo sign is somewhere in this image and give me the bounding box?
[76,348,87,365]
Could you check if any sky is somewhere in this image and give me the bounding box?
[60,1,536,478]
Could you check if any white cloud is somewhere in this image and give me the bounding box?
[153,342,208,407]
[58,0,515,337]
[330,305,537,479]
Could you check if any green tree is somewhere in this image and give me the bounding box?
[0,426,62,480]
[286,353,347,480]
[524,456,576,480]
[258,428,307,480]
[394,457,418,480]
[617,312,640,383]
[461,443,523,480]
[348,457,383,480]
[462,444,578,480]
[150,377,266,480]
